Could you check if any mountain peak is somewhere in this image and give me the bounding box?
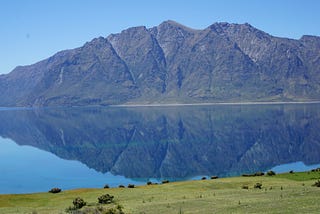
[161,20,181,26]
[160,20,186,27]
[300,35,320,41]
[208,22,258,32]
[158,20,199,32]
[1,21,319,107]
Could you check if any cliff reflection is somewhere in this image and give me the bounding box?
[0,104,319,179]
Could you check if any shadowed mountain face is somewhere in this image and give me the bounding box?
[0,104,319,178]
[1,21,320,107]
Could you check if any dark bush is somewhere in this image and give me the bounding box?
[48,187,61,193]
[242,172,264,177]
[162,180,170,184]
[254,172,265,176]
[211,176,218,179]
[254,183,262,189]
[242,185,249,189]
[147,181,152,185]
[73,197,87,209]
[267,171,276,176]
[104,184,110,189]
[289,170,294,174]
[311,168,320,172]
[128,184,135,188]
[98,194,114,204]
[201,177,207,180]
[242,174,253,177]
[118,185,125,188]
[312,180,320,187]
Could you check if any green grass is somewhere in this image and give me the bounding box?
[270,170,320,181]
[0,171,320,213]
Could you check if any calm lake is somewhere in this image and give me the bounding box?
[1,103,320,194]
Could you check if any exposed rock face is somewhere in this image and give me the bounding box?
[0,21,320,107]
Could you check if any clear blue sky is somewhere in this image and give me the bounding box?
[1,0,319,74]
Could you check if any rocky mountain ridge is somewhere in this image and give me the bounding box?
[1,20,319,107]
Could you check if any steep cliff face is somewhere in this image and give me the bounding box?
[0,38,139,106]
[0,21,319,107]
[218,23,320,98]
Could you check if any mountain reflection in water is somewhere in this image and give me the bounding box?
[0,104,320,185]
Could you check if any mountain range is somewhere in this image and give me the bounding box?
[1,20,320,107]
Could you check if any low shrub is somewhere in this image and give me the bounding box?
[201,177,207,180]
[118,185,125,188]
[98,194,114,204]
[162,180,170,184]
[312,180,320,187]
[105,207,125,214]
[211,176,218,179]
[267,171,276,176]
[242,174,253,177]
[242,172,264,177]
[67,205,124,214]
[104,184,110,189]
[65,206,77,213]
[147,181,152,185]
[105,204,124,214]
[128,184,135,188]
[254,172,265,176]
[48,188,61,193]
[73,197,87,209]
[242,185,249,189]
[254,183,262,189]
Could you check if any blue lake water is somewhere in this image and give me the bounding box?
[0,103,320,194]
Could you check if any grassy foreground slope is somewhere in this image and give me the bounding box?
[0,171,319,214]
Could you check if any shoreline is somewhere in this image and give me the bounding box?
[1,168,319,196]
[112,100,320,107]
[0,100,320,110]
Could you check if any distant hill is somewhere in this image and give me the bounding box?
[0,20,319,107]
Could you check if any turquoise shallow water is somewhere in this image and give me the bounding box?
[0,138,145,194]
[0,103,320,194]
